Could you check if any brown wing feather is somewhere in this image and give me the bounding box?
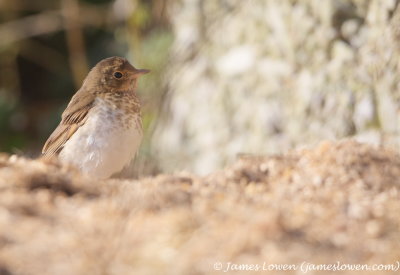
[42,89,96,158]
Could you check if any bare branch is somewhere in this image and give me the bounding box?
[0,11,63,47]
[62,0,89,87]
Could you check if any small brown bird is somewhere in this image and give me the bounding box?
[42,56,149,179]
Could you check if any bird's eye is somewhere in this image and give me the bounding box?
[114,72,123,79]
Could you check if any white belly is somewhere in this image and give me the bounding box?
[59,103,143,180]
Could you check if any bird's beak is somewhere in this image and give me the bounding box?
[133,68,150,76]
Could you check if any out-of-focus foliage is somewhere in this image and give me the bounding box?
[0,0,172,175]
[153,0,400,174]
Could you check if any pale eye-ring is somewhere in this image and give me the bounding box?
[114,71,123,79]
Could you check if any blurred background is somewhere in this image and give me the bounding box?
[1,0,400,175]
[0,0,172,175]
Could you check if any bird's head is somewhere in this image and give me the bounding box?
[83,56,150,92]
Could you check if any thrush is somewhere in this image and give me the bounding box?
[42,56,149,179]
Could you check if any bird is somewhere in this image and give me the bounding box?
[42,56,150,179]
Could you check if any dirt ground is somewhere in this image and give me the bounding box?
[0,140,399,275]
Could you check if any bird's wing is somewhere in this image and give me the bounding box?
[42,90,96,158]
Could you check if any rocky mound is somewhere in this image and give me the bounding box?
[0,140,399,274]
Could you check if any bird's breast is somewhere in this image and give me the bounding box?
[60,97,143,179]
